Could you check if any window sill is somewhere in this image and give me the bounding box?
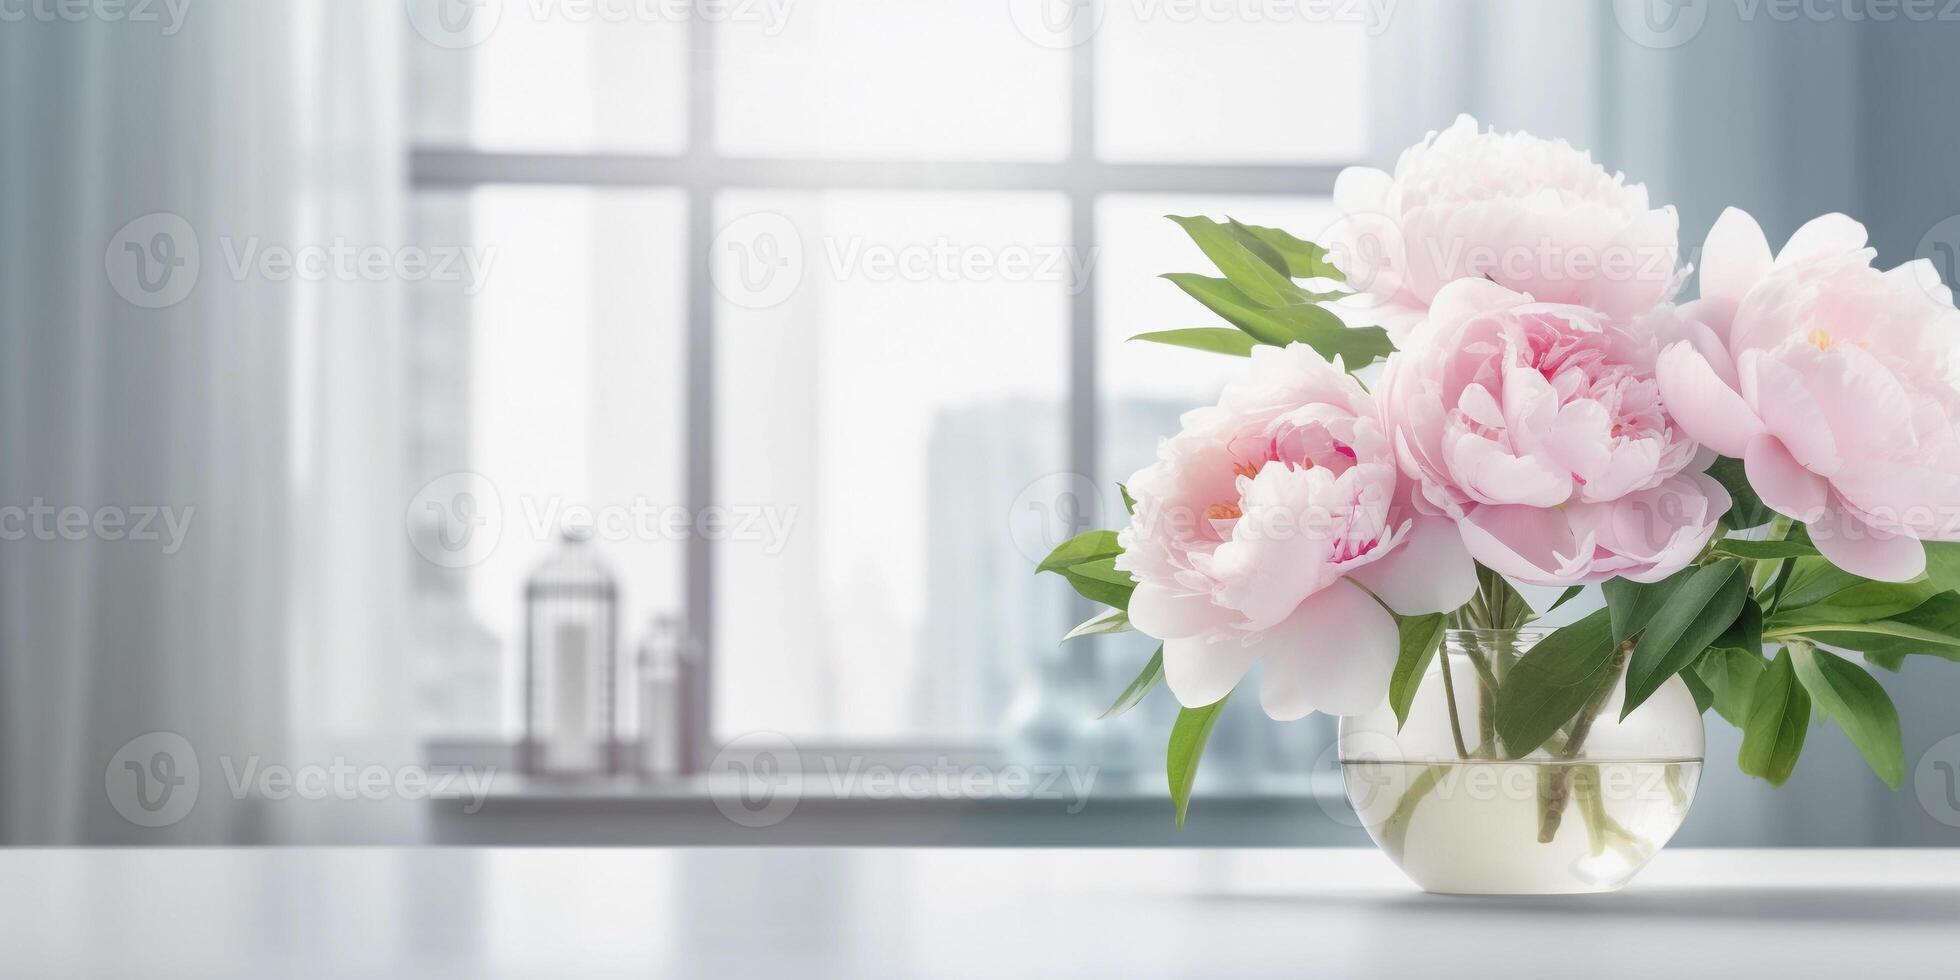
[424,769,1364,847]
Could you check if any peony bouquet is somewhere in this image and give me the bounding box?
[1038,116,1960,834]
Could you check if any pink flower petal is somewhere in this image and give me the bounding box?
[1655,341,1763,457]
[1698,207,1773,312]
[1811,502,1926,583]
[1448,434,1572,508]
[1162,633,1261,709]
[1832,460,1960,540]
[1348,516,1477,616]
[1254,580,1398,720]
[1741,350,1842,475]
[1743,433,1829,522]
[1774,212,1868,267]
[1458,504,1594,587]
[1333,166,1392,215]
[1127,581,1225,641]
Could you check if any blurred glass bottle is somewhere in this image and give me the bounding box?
[523,524,618,775]
[637,613,701,779]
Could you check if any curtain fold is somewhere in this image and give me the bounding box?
[0,1,411,844]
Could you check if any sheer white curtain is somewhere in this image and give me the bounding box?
[0,2,413,843]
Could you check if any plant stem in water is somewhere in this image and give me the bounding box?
[1536,641,1630,843]
[1379,764,1449,861]
[1436,649,1471,760]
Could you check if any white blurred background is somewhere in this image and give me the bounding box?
[4,0,1960,846]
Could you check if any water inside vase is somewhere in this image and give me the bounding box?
[1342,759,1701,894]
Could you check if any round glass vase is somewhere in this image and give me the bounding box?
[1339,628,1704,895]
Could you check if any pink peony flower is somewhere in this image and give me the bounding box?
[1327,115,1681,342]
[1116,343,1476,719]
[1655,208,1960,581]
[1382,278,1727,586]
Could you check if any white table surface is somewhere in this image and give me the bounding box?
[4,848,1957,978]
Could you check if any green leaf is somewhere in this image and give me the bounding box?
[1770,558,1938,622]
[1270,305,1394,369]
[1769,592,1960,663]
[1696,647,1767,728]
[1546,585,1586,614]
[1036,530,1122,574]
[1711,596,1763,654]
[1130,327,1258,357]
[1168,693,1231,830]
[1056,558,1136,610]
[1866,650,1907,672]
[1158,272,1391,371]
[1602,567,1690,646]
[1738,649,1810,786]
[1387,613,1447,730]
[1062,607,1130,642]
[1706,456,1771,530]
[1160,273,1297,346]
[1622,561,1751,718]
[1710,539,1820,561]
[1493,608,1617,757]
[1923,541,1960,594]
[1222,219,1293,279]
[1118,483,1136,516]
[1100,646,1163,719]
[1681,667,1714,714]
[1226,219,1346,281]
[1770,576,1941,627]
[1790,645,1904,789]
[1166,215,1304,308]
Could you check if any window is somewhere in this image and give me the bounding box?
[405,1,1370,776]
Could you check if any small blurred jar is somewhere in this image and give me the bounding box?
[637,614,700,779]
